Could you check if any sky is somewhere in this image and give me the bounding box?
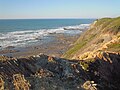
[0,0,120,19]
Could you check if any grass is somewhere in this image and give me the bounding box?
[80,61,89,71]
[95,18,112,27]
[107,43,120,52]
[63,41,87,59]
[102,17,120,34]
[80,58,95,71]
[63,33,97,59]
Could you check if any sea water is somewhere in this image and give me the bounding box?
[0,19,95,48]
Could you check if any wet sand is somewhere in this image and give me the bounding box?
[0,33,80,58]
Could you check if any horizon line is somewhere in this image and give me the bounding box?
[0,17,99,20]
[0,16,116,20]
[0,17,98,20]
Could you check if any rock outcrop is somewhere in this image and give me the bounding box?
[0,52,120,90]
[0,54,89,90]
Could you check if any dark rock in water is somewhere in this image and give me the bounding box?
[49,32,56,34]
[5,46,15,49]
[63,27,84,30]
[35,38,42,40]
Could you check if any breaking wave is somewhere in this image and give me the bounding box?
[0,24,90,48]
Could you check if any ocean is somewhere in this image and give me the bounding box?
[0,19,95,49]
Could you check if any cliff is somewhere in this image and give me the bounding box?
[0,17,120,90]
[62,17,120,89]
[63,17,120,59]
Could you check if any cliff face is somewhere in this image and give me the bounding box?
[63,17,120,60]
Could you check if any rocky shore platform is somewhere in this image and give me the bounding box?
[0,33,80,58]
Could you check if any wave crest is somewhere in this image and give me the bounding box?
[0,24,90,48]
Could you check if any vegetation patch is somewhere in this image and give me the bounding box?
[107,43,120,52]
[63,41,87,59]
[63,33,97,59]
[80,58,95,71]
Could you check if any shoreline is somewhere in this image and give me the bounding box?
[0,33,81,58]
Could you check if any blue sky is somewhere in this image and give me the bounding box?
[0,0,120,19]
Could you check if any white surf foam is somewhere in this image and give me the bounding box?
[0,24,90,48]
[0,28,65,48]
[63,24,90,30]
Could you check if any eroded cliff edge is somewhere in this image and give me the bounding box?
[0,17,120,90]
[63,17,120,59]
